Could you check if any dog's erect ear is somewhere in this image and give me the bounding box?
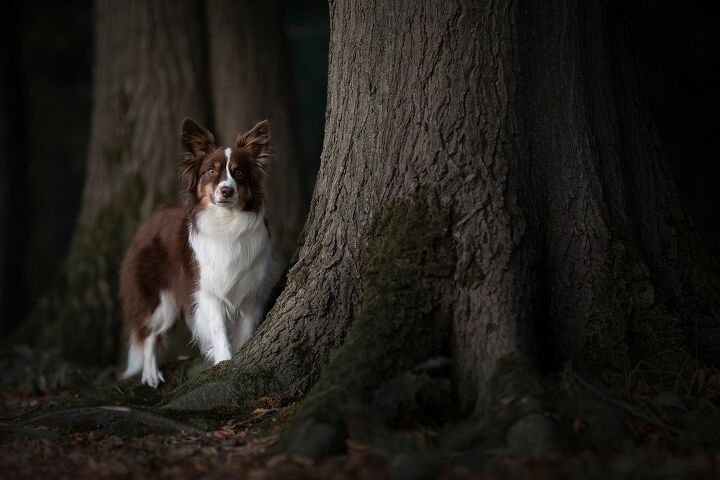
[181,117,215,158]
[236,120,271,168]
[179,152,201,194]
[179,118,214,194]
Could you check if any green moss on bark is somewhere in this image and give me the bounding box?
[286,265,309,289]
[281,191,454,457]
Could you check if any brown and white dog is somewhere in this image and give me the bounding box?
[119,118,276,387]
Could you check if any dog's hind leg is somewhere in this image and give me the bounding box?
[139,291,178,388]
[121,330,144,379]
[141,332,164,388]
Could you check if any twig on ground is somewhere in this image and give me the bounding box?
[0,422,60,439]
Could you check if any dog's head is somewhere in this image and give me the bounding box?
[179,118,270,211]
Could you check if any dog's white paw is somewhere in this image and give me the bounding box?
[141,368,164,388]
[213,350,232,364]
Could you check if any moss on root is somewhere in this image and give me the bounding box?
[12,174,145,365]
[280,191,454,458]
[286,265,309,289]
[160,334,292,414]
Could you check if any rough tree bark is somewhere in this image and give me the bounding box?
[205,0,304,265]
[14,0,211,365]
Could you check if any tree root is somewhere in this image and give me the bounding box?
[9,406,203,437]
[440,354,558,455]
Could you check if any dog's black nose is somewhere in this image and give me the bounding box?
[219,186,235,198]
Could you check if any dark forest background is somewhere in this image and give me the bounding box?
[0,0,718,336]
[0,0,330,336]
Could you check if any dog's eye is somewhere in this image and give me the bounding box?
[235,170,243,179]
[207,168,216,175]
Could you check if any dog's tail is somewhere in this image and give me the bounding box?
[121,330,143,379]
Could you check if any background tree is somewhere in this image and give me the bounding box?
[13,0,211,364]
[0,1,92,339]
[206,0,304,265]
[168,0,720,457]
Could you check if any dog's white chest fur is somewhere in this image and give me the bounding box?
[190,206,271,307]
[187,206,274,363]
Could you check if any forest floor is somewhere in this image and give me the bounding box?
[2,348,720,479]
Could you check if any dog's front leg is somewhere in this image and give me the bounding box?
[231,300,263,352]
[192,291,232,364]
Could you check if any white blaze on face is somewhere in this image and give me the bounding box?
[222,148,237,191]
[214,147,238,205]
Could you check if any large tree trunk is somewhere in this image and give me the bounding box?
[14,0,211,365]
[205,0,303,265]
[169,0,720,455]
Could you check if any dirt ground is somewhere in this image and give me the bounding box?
[3,354,720,479]
[2,390,720,480]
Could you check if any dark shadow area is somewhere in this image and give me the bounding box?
[0,0,92,334]
[628,1,720,255]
